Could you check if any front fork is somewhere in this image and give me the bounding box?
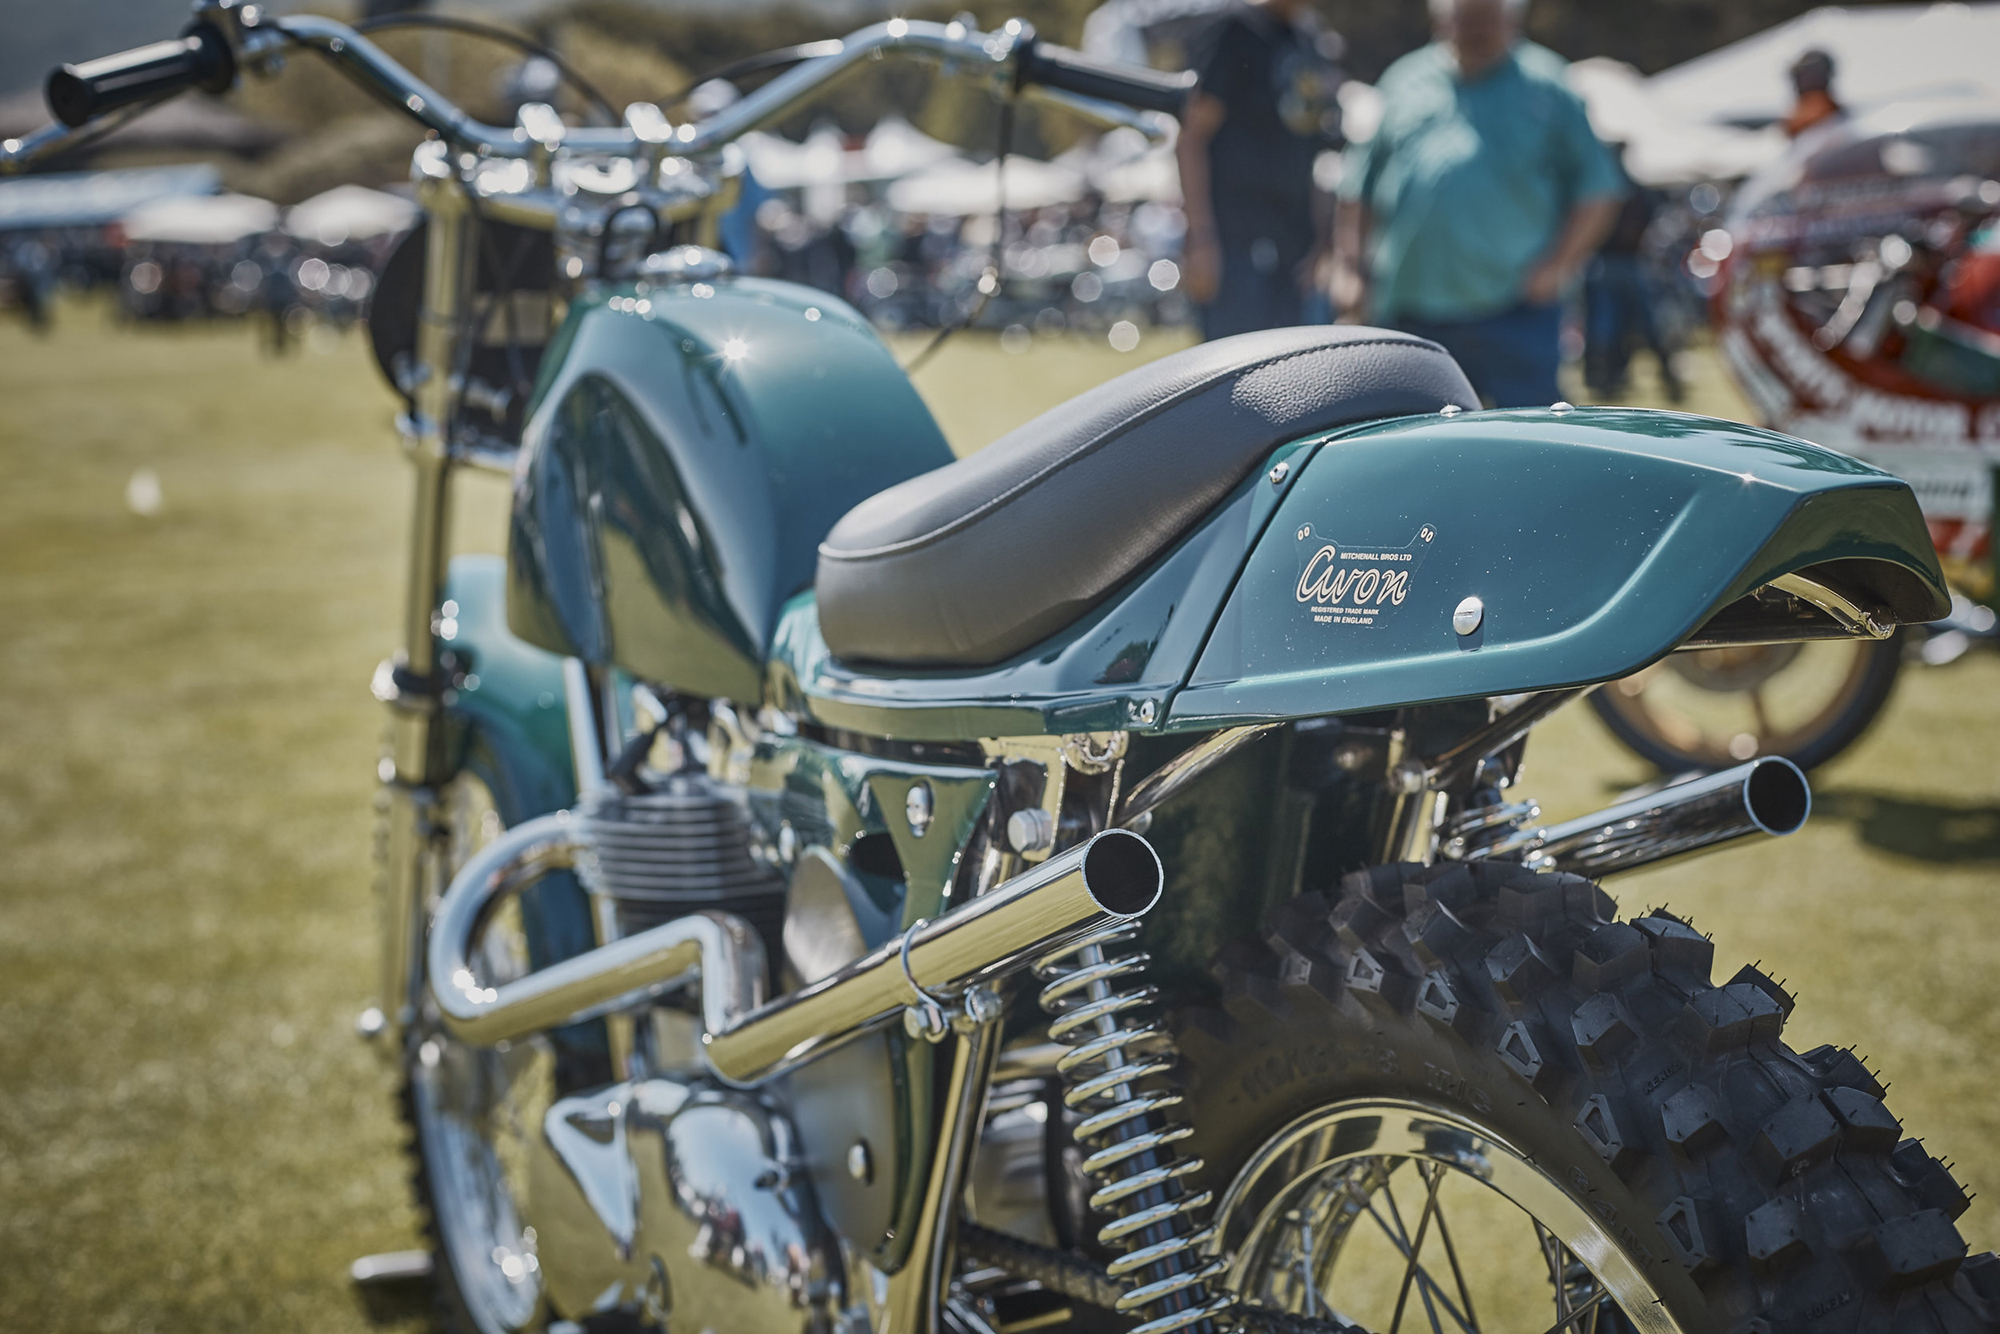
[374,156,479,1046]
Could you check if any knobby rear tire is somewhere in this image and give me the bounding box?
[1171,860,2000,1332]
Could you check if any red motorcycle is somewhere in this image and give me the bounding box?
[1595,100,2000,772]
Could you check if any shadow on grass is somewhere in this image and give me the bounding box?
[1813,789,2000,863]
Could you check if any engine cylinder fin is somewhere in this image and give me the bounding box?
[576,771,786,950]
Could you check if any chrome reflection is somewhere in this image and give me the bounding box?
[1210,1099,1684,1334]
[532,1076,836,1331]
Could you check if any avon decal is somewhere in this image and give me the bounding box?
[1293,522,1435,628]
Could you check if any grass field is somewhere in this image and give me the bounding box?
[0,303,1996,1332]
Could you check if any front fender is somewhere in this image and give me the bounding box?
[439,554,575,822]
[1170,406,1948,728]
[437,555,591,974]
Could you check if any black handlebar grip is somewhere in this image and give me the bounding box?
[46,22,236,129]
[1016,38,1195,117]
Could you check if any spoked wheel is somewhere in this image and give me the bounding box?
[1172,860,2000,1333]
[1590,636,1902,772]
[401,775,556,1334]
[1223,1102,1653,1332]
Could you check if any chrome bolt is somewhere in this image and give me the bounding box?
[1006,807,1055,854]
[1549,401,1575,414]
[1453,595,1485,636]
[847,1139,874,1184]
[905,781,934,838]
[1135,698,1158,725]
[903,1003,950,1044]
[1389,760,1429,795]
[1268,460,1290,486]
[1439,404,1462,417]
[955,985,1004,1031]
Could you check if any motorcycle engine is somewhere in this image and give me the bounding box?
[526,769,842,1329]
[576,769,787,955]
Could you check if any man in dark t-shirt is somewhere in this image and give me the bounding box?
[1176,0,1343,340]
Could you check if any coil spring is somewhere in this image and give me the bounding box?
[1033,923,1236,1334]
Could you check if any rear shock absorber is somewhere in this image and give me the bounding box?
[1034,923,1236,1334]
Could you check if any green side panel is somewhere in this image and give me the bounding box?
[1171,407,1948,728]
[770,408,1945,741]
[440,556,575,818]
[508,277,954,702]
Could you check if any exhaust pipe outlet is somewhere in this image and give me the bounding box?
[1475,756,1811,878]
[428,824,1163,1086]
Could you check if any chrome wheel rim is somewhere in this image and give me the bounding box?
[1212,1100,1684,1334]
[409,776,552,1334]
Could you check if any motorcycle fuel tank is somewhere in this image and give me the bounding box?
[508,276,954,702]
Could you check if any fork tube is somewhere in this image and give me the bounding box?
[377,160,478,1042]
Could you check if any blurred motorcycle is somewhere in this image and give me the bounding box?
[1597,101,2000,772]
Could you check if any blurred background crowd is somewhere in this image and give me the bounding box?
[4,0,1996,401]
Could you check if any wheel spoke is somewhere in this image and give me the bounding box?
[1387,1158,1444,1334]
[1424,1164,1481,1333]
[1361,1198,1478,1332]
[1535,1287,1609,1334]
[1749,686,1776,742]
[1534,1221,1571,1324]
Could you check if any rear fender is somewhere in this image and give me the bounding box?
[1169,407,1948,728]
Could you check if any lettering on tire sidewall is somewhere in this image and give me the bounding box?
[1229,1040,1491,1118]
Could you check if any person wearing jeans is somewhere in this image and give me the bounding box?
[1331,0,1620,406]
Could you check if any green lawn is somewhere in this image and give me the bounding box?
[0,305,1995,1332]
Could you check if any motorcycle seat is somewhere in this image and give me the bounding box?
[815,325,1477,669]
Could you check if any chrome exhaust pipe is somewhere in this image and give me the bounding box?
[1474,756,1811,877]
[428,824,1163,1086]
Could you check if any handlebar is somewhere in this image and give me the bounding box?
[45,23,236,129]
[1016,37,1193,117]
[6,13,1177,177]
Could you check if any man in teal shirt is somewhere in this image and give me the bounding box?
[1334,0,1621,406]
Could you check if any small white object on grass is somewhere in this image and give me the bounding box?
[125,468,162,516]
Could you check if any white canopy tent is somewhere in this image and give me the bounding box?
[121,192,278,244]
[741,118,962,190]
[1646,1,2000,131]
[740,124,848,190]
[858,117,959,181]
[1569,57,1788,185]
[284,184,417,245]
[1560,3,2000,185]
[886,155,1089,216]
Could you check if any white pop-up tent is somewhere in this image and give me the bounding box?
[1569,57,1788,185]
[886,155,1089,216]
[1562,3,2000,185]
[284,184,417,245]
[1646,1,2000,131]
[742,117,962,191]
[121,192,278,244]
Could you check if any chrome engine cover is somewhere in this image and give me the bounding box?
[531,1073,838,1330]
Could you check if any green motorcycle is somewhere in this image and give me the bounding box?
[11,7,1995,1332]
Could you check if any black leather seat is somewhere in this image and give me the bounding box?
[816,326,1478,668]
